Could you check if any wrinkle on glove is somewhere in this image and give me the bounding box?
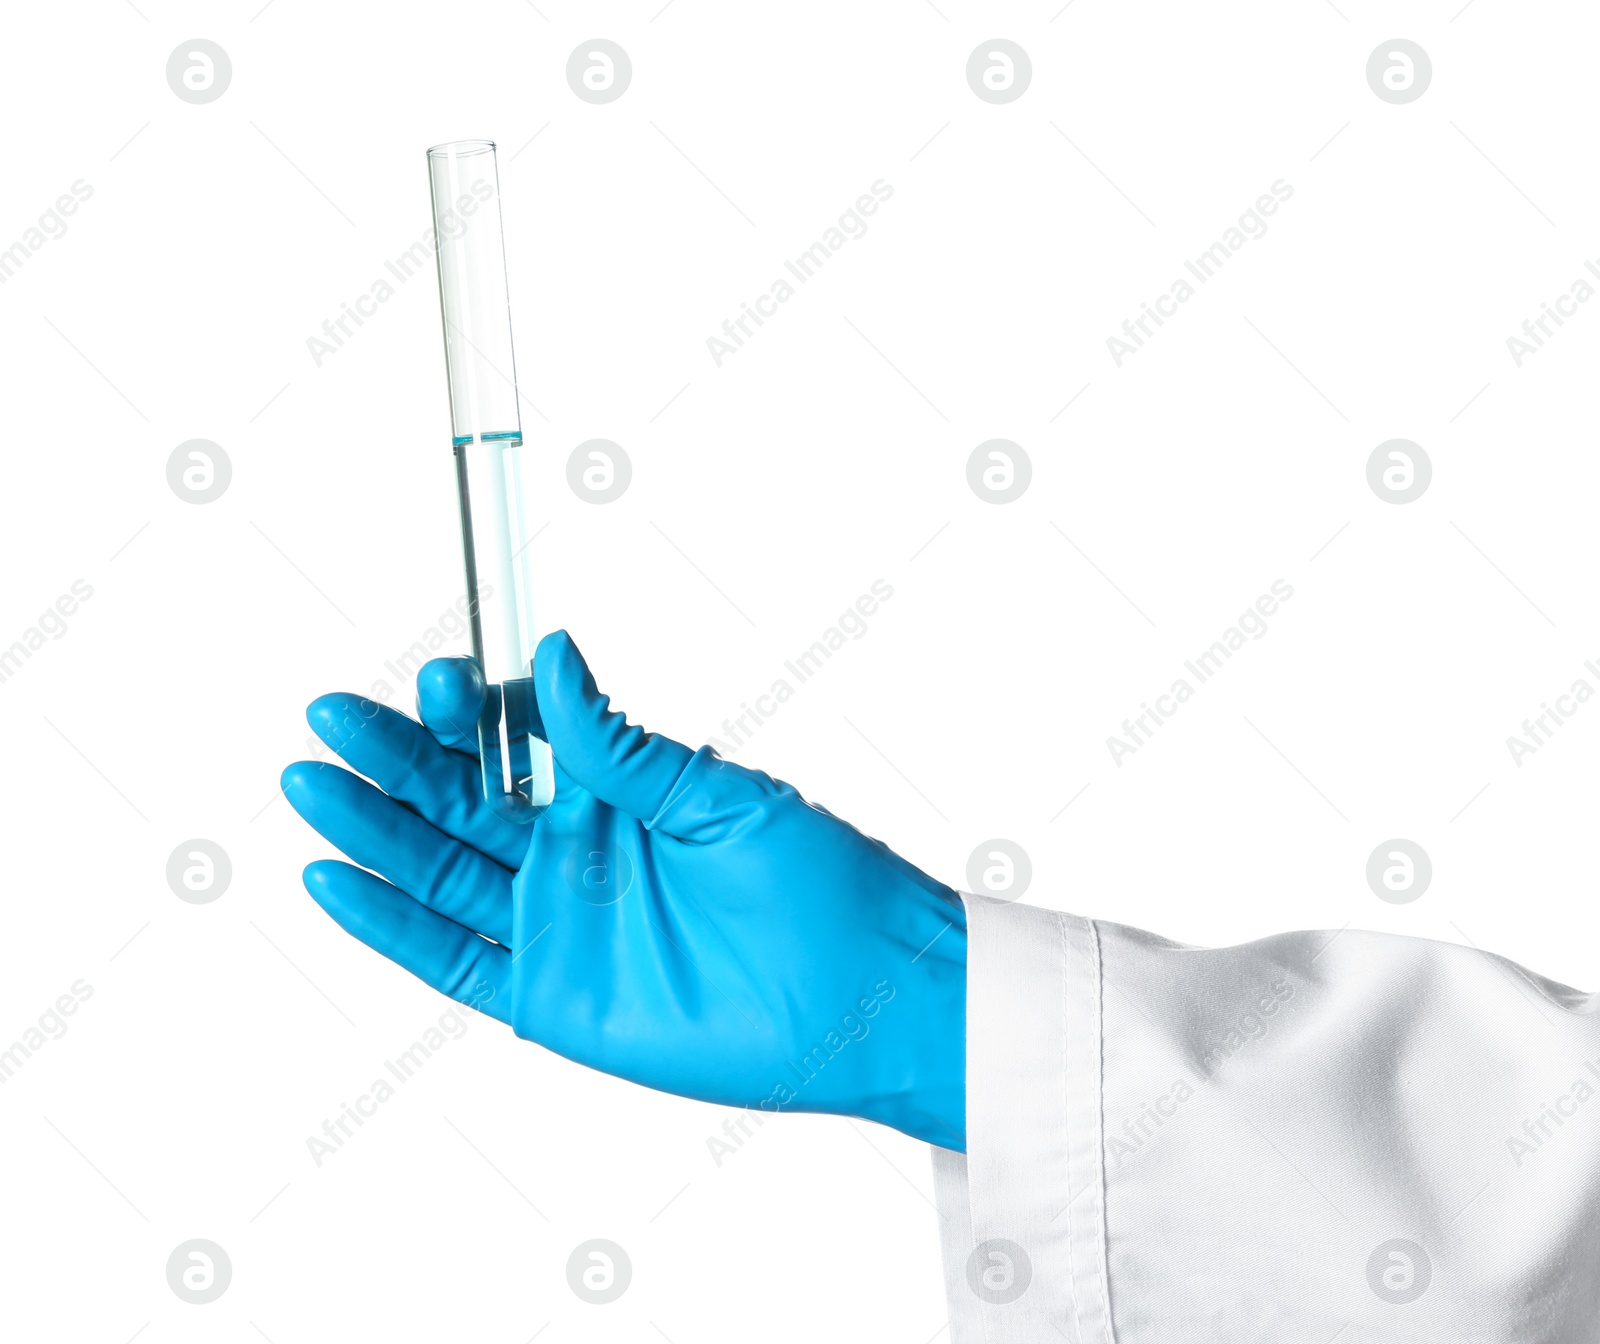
[935,894,1600,1344]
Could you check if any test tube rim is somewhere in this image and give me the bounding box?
[427,139,497,160]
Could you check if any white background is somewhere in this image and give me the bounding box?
[2,1,1597,1339]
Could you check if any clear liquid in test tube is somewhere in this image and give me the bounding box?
[427,139,553,821]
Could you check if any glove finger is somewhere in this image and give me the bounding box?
[307,690,528,870]
[302,860,511,1024]
[533,629,698,824]
[283,760,513,947]
[416,656,487,753]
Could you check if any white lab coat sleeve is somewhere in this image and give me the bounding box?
[931,892,1600,1344]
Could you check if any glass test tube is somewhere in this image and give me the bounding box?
[427,140,554,821]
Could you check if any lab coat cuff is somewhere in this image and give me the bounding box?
[932,893,1112,1344]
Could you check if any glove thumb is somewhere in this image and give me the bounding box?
[533,629,695,824]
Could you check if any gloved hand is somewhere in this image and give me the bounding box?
[281,630,967,1150]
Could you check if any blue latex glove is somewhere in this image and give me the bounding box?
[281,630,967,1150]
